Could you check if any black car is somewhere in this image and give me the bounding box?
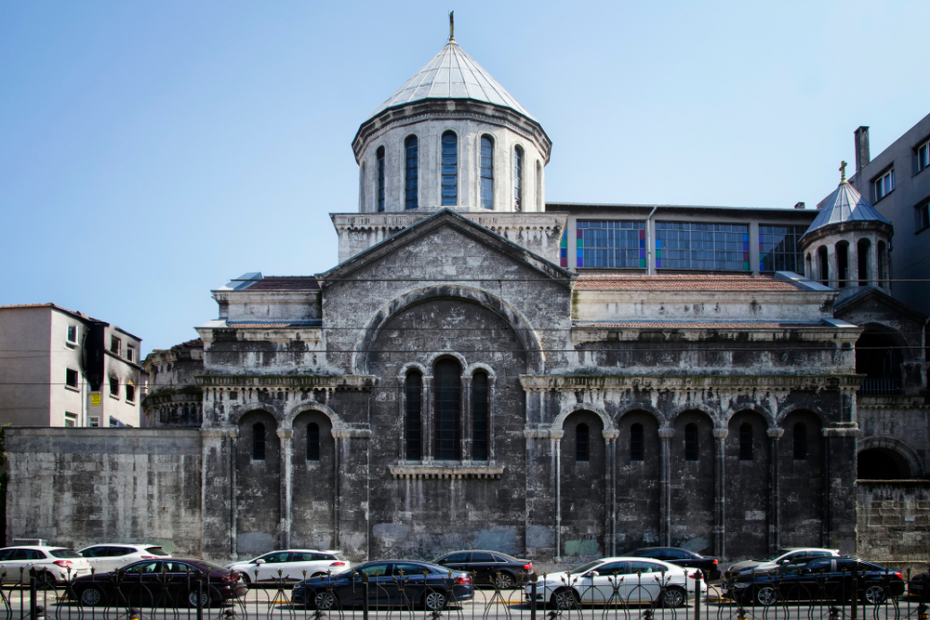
[71,558,247,608]
[434,550,533,588]
[729,556,904,606]
[626,547,721,581]
[908,571,928,597]
[292,560,474,611]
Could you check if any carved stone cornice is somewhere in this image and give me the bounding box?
[196,375,375,391]
[519,374,863,393]
[388,464,505,480]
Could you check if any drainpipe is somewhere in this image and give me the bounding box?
[646,206,658,275]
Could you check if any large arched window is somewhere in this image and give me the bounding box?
[817,246,829,286]
[793,423,807,460]
[307,423,320,461]
[377,146,386,212]
[405,371,422,460]
[253,422,266,461]
[405,136,418,210]
[472,371,488,460]
[630,423,644,461]
[576,423,590,462]
[857,239,871,287]
[441,132,458,206]
[513,146,523,211]
[685,423,698,461]
[480,136,493,209]
[739,423,753,461]
[434,358,461,460]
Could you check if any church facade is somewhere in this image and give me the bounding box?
[6,34,928,564]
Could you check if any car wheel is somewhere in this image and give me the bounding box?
[551,588,580,609]
[863,585,886,605]
[663,586,686,608]
[423,589,448,611]
[239,573,251,585]
[493,572,515,589]
[188,590,211,608]
[755,586,777,606]
[312,590,338,610]
[80,586,105,607]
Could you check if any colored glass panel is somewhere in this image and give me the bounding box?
[575,220,646,268]
[759,225,805,273]
[655,222,750,271]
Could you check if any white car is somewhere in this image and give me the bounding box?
[78,543,171,573]
[525,557,707,608]
[727,547,840,575]
[0,545,92,586]
[226,549,350,583]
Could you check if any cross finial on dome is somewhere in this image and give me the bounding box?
[840,160,847,183]
[449,11,455,42]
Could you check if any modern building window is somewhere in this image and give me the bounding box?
[441,132,458,206]
[480,135,493,209]
[655,222,750,271]
[405,136,418,210]
[759,225,805,273]
[916,139,929,173]
[109,376,119,397]
[793,423,807,460]
[684,423,698,461]
[125,384,135,403]
[739,423,753,461]
[65,368,79,390]
[577,220,646,268]
[817,246,829,285]
[307,423,320,461]
[513,146,523,211]
[405,371,422,460]
[857,239,871,287]
[916,198,930,231]
[472,371,488,461]
[110,336,121,355]
[64,412,78,427]
[253,423,266,461]
[836,241,849,288]
[126,346,135,362]
[630,423,644,461]
[377,146,386,212]
[576,423,590,462]
[88,416,100,428]
[66,325,78,346]
[560,230,568,268]
[433,358,461,460]
[873,167,894,201]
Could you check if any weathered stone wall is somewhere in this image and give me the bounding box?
[5,428,203,555]
[857,480,930,570]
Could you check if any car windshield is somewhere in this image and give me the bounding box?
[565,560,604,574]
[50,549,81,558]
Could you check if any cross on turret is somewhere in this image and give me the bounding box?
[839,160,847,182]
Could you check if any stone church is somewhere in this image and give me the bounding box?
[6,32,928,564]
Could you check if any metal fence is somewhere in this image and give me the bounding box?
[1,567,928,620]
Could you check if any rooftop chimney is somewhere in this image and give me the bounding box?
[855,126,870,172]
[794,202,805,209]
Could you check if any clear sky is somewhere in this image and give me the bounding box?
[2,0,928,355]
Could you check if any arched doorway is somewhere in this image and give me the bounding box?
[560,410,606,560]
[858,448,912,479]
[856,327,904,395]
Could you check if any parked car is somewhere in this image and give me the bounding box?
[71,558,247,608]
[0,545,91,586]
[626,548,720,581]
[525,557,707,608]
[729,556,904,606]
[907,570,928,597]
[727,548,840,575]
[433,550,532,588]
[225,549,350,583]
[292,560,474,611]
[79,544,171,573]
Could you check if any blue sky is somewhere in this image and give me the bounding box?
[2,0,928,355]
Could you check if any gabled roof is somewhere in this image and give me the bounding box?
[367,41,534,121]
[803,180,891,239]
[317,208,572,288]
[834,286,927,323]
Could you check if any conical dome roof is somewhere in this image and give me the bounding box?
[368,40,535,121]
[803,180,891,239]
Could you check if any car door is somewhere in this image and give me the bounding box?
[392,562,429,607]
[255,551,291,581]
[468,552,497,584]
[100,546,136,573]
[345,562,392,607]
[625,561,670,604]
[584,561,627,604]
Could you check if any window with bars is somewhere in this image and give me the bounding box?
[759,225,805,273]
[253,423,266,461]
[576,423,590,462]
[307,423,320,461]
[630,424,644,461]
[441,132,458,206]
[433,358,461,460]
[513,146,523,211]
[655,222,750,271]
[377,146,386,212]
[405,371,422,460]
[739,423,753,461]
[576,220,646,268]
[480,136,493,209]
[405,136,418,210]
[472,371,488,461]
[793,423,807,460]
[685,423,698,461]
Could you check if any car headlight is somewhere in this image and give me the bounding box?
[733,582,751,589]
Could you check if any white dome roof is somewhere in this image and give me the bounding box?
[368,41,535,121]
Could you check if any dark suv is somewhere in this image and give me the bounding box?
[434,550,532,588]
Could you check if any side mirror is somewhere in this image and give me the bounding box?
[254,560,265,565]
[588,571,599,578]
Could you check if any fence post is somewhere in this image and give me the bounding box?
[694,571,702,620]
[197,572,204,620]
[29,569,38,620]
[530,573,538,620]
[850,570,858,620]
[361,571,369,620]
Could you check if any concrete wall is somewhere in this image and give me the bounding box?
[857,480,930,571]
[5,427,203,555]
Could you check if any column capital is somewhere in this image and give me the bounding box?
[767,428,784,440]
[658,428,675,440]
[277,428,294,441]
[822,426,860,438]
[712,428,728,440]
[332,427,372,440]
[602,429,620,441]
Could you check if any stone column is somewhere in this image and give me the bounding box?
[658,427,675,546]
[278,427,293,549]
[849,241,860,287]
[603,429,619,556]
[712,427,728,559]
[767,427,784,550]
[332,427,372,558]
[201,425,238,560]
[551,430,564,561]
[523,425,558,560]
[828,246,839,289]
[821,424,859,555]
